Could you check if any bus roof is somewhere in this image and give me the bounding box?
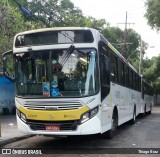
[15,27,95,35]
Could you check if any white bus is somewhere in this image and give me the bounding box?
[2,27,151,138]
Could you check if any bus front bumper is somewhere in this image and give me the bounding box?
[17,115,101,136]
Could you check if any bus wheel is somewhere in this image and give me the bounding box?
[106,111,118,139]
[148,105,152,114]
[143,105,146,116]
[130,107,136,124]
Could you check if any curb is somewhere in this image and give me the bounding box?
[0,135,35,147]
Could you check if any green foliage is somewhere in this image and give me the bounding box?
[101,27,124,50]
[101,27,146,71]
[142,56,160,94]
[24,0,108,29]
[0,5,23,64]
[0,0,43,65]
[145,0,160,30]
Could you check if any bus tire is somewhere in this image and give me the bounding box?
[143,105,146,116]
[148,105,152,114]
[105,110,118,139]
[130,107,136,124]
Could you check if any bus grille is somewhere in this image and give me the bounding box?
[27,120,79,131]
[24,101,83,110]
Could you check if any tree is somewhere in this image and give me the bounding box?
[19,0,108,29]
[0,5,23,64]
[145,0,160,30]
[0,1,37,65]
[142,56,160,97]
[101,27,148,72]
[101,27,124,51]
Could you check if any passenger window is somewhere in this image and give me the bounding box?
[119,60,125,86]
[111,53,118,83]
[99,41,110,101]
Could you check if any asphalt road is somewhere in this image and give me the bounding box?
[1,107,160,157]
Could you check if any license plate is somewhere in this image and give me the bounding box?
[45,125,60,131]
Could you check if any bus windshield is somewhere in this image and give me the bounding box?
[15,48,99,98]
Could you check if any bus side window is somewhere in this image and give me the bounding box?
[125,65,129,87]
[133,72,136,90]
[130,70,133,89]
[110,53,118,83]
[100,54,110,101]
[142,81,145,99]
[119,59,125,86]
[99,41,110,101]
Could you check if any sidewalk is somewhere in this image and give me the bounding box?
[0,114,33,147]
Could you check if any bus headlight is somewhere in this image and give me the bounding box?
[16,108,27,123]
[21,112,27,123]
[81,106,99,124]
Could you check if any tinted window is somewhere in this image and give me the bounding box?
[119,60,125,86]
[111,53,118,83]
[15,30,94,47]
[125,65,129,87]
[99,41,110,101]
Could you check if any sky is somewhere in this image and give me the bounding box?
[70,0,160,59]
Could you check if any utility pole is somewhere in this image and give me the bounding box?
[139,38,142,75]
[117,11,135,58]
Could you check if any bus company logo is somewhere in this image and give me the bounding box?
[45,106,58,110]
[48,113,55,119]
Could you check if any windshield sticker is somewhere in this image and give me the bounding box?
[52,80,58,88]
[42,82,50,97]
[52,59,57,64]
[51,87,59,97]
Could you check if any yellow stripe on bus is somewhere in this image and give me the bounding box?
[19,106,90,121]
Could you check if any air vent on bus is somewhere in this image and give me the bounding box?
[24,101,83,110]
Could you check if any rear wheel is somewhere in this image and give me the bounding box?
[148,105,152,114]
[130,107,136,124]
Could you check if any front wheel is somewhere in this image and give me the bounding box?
[105,111,118,139]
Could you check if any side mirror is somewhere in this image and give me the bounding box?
[2,50,15,82]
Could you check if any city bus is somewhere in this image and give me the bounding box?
[2,27,151,138]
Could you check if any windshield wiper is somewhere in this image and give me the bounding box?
[60,45,75,66]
